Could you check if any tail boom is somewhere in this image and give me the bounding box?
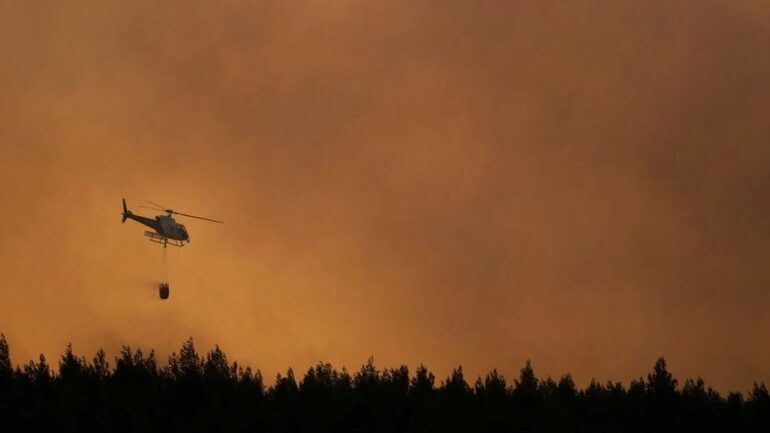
[122,198,162,233]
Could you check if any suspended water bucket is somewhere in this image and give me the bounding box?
[159,282,170,300]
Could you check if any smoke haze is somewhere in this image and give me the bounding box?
[1,0,769,391]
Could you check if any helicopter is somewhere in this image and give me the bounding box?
[121,198,223,248]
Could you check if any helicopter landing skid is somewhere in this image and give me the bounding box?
[144,231,185,247]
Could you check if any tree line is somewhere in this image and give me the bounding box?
[0,334,768,432]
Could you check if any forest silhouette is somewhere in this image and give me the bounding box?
[0,333,767,432]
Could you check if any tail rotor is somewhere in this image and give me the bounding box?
[122,198,131,223]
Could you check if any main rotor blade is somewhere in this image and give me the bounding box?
[147,200,166,209]
[138,205,165,211]
[174,212,224,224]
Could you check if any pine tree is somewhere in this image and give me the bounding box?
[0,334,10,379]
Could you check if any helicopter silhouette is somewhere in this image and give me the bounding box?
[121,198,223,248]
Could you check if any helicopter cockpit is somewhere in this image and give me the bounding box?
[179,224,189,240]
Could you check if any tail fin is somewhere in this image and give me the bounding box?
[122,198,130,223]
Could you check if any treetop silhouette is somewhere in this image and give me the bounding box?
[0,335,767,432]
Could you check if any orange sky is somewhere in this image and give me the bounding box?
[1,0,769,392]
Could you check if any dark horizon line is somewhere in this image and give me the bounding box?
[1,333,766,397]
